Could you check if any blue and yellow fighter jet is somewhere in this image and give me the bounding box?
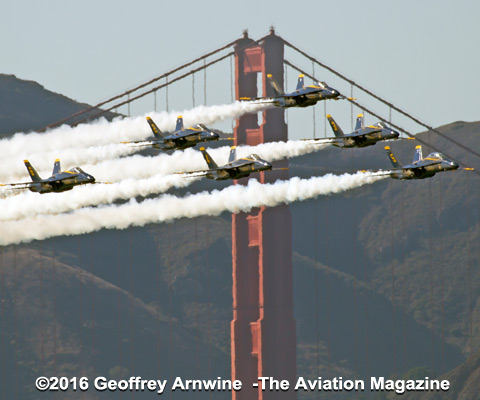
[178,146,272,180]
[383,145,459,179]
[0,159,96,193]
[315,114,400,148]
[122,116,220,151]
[264,73,341,108]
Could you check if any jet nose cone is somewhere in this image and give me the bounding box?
[451,162,459,170]
[392,130,400,138]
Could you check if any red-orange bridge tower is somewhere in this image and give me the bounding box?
[231,30,297,400]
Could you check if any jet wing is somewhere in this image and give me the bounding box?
[0,181,35,189]
[302,137,344,144]
[239,96,282,106]
[121,139,163,147]
[358,168,401,177]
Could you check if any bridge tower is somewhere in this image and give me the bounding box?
[231,29,296,400]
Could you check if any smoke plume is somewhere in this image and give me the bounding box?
[0,172,386,245]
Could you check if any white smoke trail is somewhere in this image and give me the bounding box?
[0,174,200,221]
[85,140,327,182]
[0,101,274,181]
[0,143,140,182]
[0,140,328,220]
[0,172,386,245]
[0,100,272,159]
[0,139,326,184]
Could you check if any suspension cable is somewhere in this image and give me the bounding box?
[78,51,234,124]
[40,38,240,131]
[284,60,480,176]
[281,36,480,161]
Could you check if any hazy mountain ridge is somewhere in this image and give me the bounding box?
[0,76,479,399]
[0,74,118,136]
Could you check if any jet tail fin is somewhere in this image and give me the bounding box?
[266,74,284,96]
[385,146,403,169]
[200,147,218,170]
[326,115,344,137]
[228,146,237,163]
[52,159,61,175]
[24,160,42,182]
[175,116,184,132]
[146,117,164,139]
[296,74,305,90]
[412,145,423,163]
[355,114,364,130]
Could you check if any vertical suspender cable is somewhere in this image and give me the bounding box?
[284,64,288,125]
[323,101,327,138]
[165,76,169,112]
[230,56,234,103]
[204,59,207,105]
[350,85,354,131]
[192,74,195,108]
[230,56,234,132]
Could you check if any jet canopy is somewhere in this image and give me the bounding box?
[250,154,263,161]
[70,167,85,173]
[375,122,387,129]
[426,152,447,160]
[316,81,327,89]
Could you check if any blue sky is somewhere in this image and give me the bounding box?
[2,0,479,138]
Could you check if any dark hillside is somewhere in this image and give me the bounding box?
[0,74,118,136]
[0,247,229,399]
[0,77,479,398]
